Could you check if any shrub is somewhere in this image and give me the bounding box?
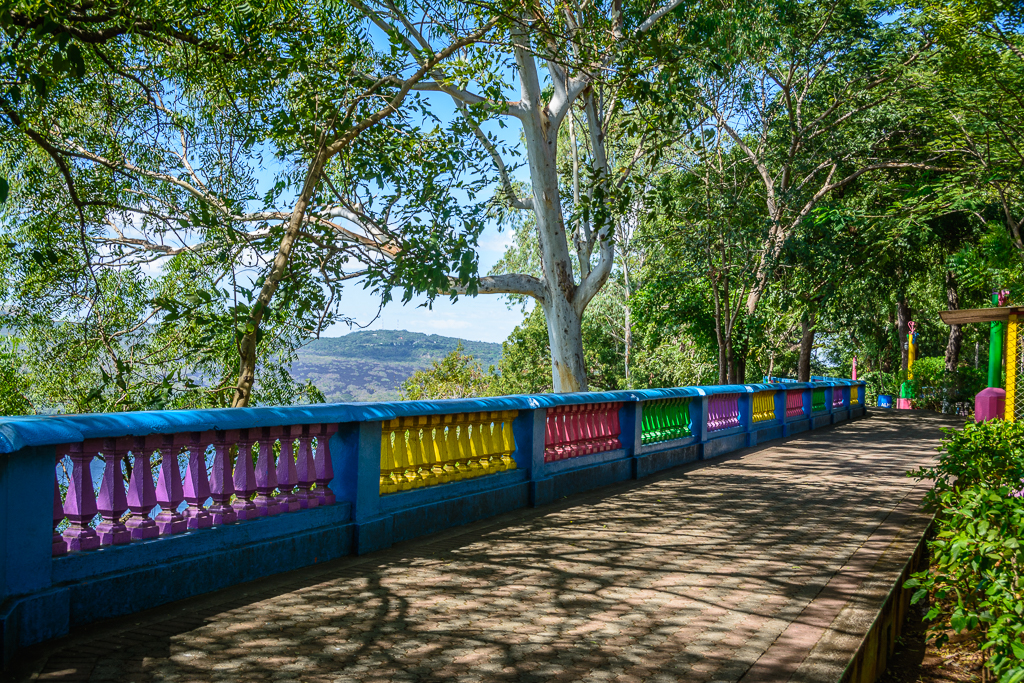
[908,356,985,413]
[907,421,1024,682]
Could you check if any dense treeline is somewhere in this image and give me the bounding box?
[0,0,1021,412]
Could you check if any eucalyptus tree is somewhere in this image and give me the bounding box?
[340,0,742,392]
[0,0,498,409]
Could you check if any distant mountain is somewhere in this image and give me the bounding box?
[290,330,502,403]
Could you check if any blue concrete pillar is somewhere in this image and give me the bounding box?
[741,388,755,447]
[695,390,709,458]
[620,402,642,478]
[512,408,547,506]
[332,421,389,554]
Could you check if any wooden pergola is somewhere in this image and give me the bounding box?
[938,306,1021,325]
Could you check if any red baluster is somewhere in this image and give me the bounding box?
[96,437,130,546]
[314,424,336,506]
[231,429,258,521]
[207,431,237,525]
[253,427,281,516]
[155,434,187,535]
[182,432,212,530]
[544,409,558,462]
[61,442,99,551]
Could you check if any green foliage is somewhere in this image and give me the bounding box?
[0,343,33,415]
[906,421,1024,682]
[907,356,985,412]
[400,342,497,400]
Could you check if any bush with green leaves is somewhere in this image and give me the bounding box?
[908,356,985,413]
[907,421,1024,682]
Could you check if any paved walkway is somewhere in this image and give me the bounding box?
[8,411,960,683]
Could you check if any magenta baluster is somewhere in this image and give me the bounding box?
[580,406,596,455]
[253,427,281,516]
[544,410,557,462]
[231,429,258,521]
[96,437,131,546]
[62,442,100,551]
[125,436,159,540]
[53,454,67,556]
[155,434,187,535]
[182,432,212,529]
[786,391,804,418]
[275,427,300,512]
[294,425,319,509]
[568,406,584,458]
[314,424,336,506]
[609,403,622,450]
[554,408,568,460]
[207,431,237,525]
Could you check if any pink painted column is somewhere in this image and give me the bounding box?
[62,442,100,551]
[231,429,258,521]
[207,431,237,525]
[276,427,301,512]
[975,388,1006,422]
[294,426,319,509]
[53,455,68,556]
[253,427,281,516]
[96,438,131,546]
[155,434,187,534]
[314,424,336,506]
[182,432,213,529]
[852,357,857,380]
[125,436,159,540]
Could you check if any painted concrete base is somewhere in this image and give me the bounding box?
[2,515,356,664]
[975,387,1006,422]
[896,398,912,410]
[531,455,633,507]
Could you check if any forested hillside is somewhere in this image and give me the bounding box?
[291,331,501,402]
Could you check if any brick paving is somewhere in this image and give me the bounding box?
[7,411,959,683]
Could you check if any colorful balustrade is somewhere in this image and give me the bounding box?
[752,391,776,423]
[379,411,517,494]
[708,393,740,432]
[54,424,336,556]
[812,388,826,413]
[544,403,622,462]
[785,390,804,418]
[640,398,692,445]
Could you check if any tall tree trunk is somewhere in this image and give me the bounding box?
[232,151,328,407]
[897,297,911,373]
[944,270,962,372]
[798,313,815,382]
[623,303,632,385]
[541,295,587,392]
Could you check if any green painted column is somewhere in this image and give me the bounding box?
[988,291,1004,388]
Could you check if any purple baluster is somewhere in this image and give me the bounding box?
[182,432,213,529]
[53,454,68,557]
[294,425,319,509]
[275,427,300,512]
[155,433,187,535]
[314,424,336,506]
[253,427,281,516]
[61,442,100,551]
[231,429,258,521]
[96,437,131,546]
[125,436,159,540]
[208,431,237,525]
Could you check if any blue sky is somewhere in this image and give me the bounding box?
[321,224,527,343]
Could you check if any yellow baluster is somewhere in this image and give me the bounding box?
[392,418,413,490]
[379,421,398,494]
[501,410,517,470]
[445,414,463,481]
[425,414,445,484]
[481,412,502,471]
[457,414,481,477]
